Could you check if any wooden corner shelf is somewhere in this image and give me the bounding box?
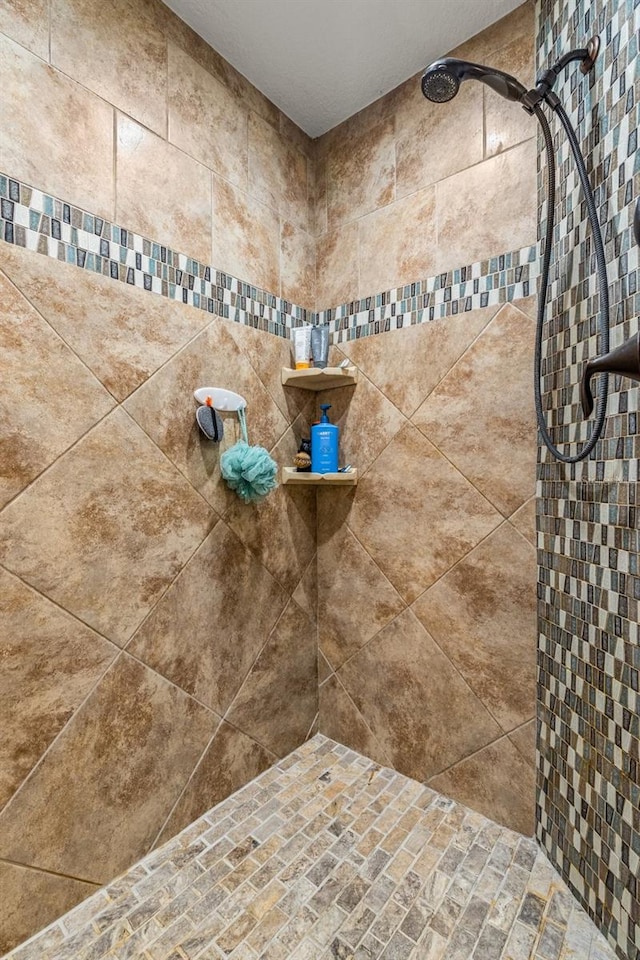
[281,467,358,486]
[281,366,358,390]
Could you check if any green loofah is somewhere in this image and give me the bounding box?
[220,408,278,504]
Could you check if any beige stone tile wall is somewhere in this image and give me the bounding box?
[0,5,318,943]
[314,0,538,837]
[313,0,537,307]
[317,300,538,838]
[0,249,318,953]
[0,0,316,302]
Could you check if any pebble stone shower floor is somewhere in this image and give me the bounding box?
[4,736,618,960]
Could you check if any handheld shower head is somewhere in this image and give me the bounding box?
[421,58,527,104]
[421,66,460,103]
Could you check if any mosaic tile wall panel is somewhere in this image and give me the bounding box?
[535,1,640,958]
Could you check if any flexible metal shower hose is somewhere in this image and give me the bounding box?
[533,102,610,463]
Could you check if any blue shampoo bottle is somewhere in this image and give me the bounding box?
[311,404,339,473]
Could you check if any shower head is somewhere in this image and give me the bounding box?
[421,58,528,104]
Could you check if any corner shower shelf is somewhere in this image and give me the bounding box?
[281,467,358,486]
[281,366,358,390]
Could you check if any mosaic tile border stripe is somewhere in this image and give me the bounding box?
[0,173,310,339]
[320,243,541,344]
[0,171,540,347]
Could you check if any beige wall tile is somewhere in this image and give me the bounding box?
[124,321,288,513]
[225,421,317,594]
[0,0,49,59]
[279,110,314,158]
[248,112,309,230]
[451,0,535,64]
[413,302,536,516]
[0,861,97,955]
[160,4,281,133]
[0,34,114,219]
[212,174,280,293]
[509,718,536,765]
[51,0,167,135]
[348,426,502,602]
[318,525,405,671]
[358,185,436,296]
[0,264,115,508]
[396,83,484,198]
[318,650,333,684]
[319,675,391,767]
[128,522,288,716]
[316,222,359,308]
[117,115,212,265]
[280,220,315,306]
[327,118,395,226]
[436,138,537,272]
[509,495,537,545]
[428,735,536,835]
[293,555,318,627]
[413,522,537,733]
[0,408,214,646]
[223,321,313,422]
[226,600,317,757]
[0,243,210,402]
[317,369,406,475]
[311,153,328,237]
[484,33,536,158]
[339,307,495,419]
[0,569,116,811]
[338,609,501,781]
[0,655,217,883]
[168,42,248,188]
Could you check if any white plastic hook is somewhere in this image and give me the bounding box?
[193,387,247,411]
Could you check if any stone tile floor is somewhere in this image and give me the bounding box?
[4,736,617,960]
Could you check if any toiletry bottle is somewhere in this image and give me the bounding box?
[311,404,339,474]
[311,323,330,368]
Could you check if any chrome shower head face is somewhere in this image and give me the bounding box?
[421,66,460,103]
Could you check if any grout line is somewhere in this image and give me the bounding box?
[325,135,537,237]
[304,712,319,740]
[150,711,283,853]
[0,562,122,660]
[340,300,499,421]
[0,856,102,888]
[120,521,223,664]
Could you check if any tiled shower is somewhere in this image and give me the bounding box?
[0,0,637,958]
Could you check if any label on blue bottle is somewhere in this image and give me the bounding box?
[311,425,339,473]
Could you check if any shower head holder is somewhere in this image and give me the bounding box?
[523,35,601,111]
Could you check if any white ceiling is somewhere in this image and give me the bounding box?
[163,0,524,137]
